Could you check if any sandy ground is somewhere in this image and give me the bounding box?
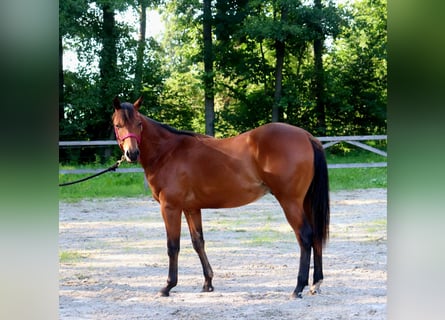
[59,188,386,319]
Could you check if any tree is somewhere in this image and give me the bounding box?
[272,3,288,122]
[215,0,304,123]
[60,0,167,162]
[213,0,343,127]
[99,3,119,139]
[157,0,206,133]
[134,0,148,100]
[203,0,215,136]
[59,0,90,138]
[59,34,65,124]
[312,0,326,135]
[324,0,386,135]
[59,0,386,153]
[241,0,306,122]
[60,0,130,142]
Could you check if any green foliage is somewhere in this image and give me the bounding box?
[60,0,387,143]
[211,0,349,134]
[153,69,205,132]
[217,88,273,134]
[60,0,168,163]
[324,0,387,135]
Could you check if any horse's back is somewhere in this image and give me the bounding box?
[250,122,311,140]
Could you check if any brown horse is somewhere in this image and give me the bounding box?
[112,96,330,298]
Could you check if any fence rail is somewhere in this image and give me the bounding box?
[59,135,387,174]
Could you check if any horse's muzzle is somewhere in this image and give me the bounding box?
[125,149,140,163]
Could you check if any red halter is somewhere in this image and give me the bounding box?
[114,127,141,144]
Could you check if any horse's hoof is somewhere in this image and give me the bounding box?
[291,291,303,299]
[310,280,322,295]
[158,289,170,297]
[202,285,214,292]
[309,288,320,295]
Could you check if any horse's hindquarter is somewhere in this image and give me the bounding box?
[248,123,315,200]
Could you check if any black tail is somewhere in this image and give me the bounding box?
[307,137,330,254]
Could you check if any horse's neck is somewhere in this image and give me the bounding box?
[139,118,179,171]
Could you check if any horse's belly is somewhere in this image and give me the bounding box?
[185,182,269,209]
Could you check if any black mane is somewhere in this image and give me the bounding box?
[148,117,206,137]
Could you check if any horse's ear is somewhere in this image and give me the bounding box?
[134,96,143,111]
[113,96,121,110]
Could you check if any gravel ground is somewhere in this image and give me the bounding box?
[59,188,386,319]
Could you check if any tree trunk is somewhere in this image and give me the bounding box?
[259,41,268,94]
[59,34,65,125]
[272,5,287,122]
[313,0,326,135]
[134,0,147,100]
[99,4,118,141]
[272,39,285,122]
[203,0,215,136]
[98,4,118,161]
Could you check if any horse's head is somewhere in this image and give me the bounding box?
[112,96,144,163]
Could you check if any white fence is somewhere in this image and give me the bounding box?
[59,135,387,174]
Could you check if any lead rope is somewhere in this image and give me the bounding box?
[59,156,126,187]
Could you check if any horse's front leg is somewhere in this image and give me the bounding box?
[158,202,182,297]
[184,209,214,292]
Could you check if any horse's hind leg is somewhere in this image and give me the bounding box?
[184,209,214,292]
[310,248,323,295]
[293,217,313,298]
[305,197,324,295]
[277,198,312,298]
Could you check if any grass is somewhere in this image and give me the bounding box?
[328,167,386,191]
[365,219,387,233]
[59,250,89,263]
[245,222,286,246]
[326,145,387,191]
[59,160,149,201]
[59,171,148,201]
[59,147,386,201]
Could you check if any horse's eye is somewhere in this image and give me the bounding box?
[115,124,122,129]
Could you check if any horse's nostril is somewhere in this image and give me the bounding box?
[126,149,140,162]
